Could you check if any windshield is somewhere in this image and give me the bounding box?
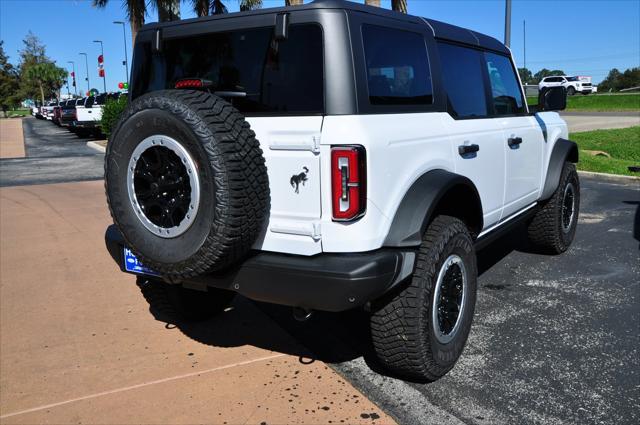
[131,24,324,115]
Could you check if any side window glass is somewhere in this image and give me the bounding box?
[362,25,433,105]
[484,52,526,115]
[437,42,488,118]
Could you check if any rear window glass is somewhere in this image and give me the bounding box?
[94,94,107,105]
[362,25,432,105]
[132,24,324,115]
[437,42,488,118]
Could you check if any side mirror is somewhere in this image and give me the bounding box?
[537,86,566,111]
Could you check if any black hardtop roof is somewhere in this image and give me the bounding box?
[141,0,508,55]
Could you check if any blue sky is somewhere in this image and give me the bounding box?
[1,0,638,93]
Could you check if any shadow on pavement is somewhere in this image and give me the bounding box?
[137,223,539,382]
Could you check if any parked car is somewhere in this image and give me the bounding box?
[539,75,592,95]
[60,98,82,128]
[52,101,65,125]
[40,101,58,120]
[104,0,579,382]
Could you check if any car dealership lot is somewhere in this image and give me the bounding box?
[1,117,638,424]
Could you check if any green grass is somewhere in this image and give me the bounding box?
[572,126,640,176]
[527,93,640,111]
[2,108,30,118]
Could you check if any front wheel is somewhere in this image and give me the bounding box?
[370,216,478,382]
[527,162,580,254]
[567,86,576,96]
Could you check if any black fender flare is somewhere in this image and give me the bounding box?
[383,169,483,247]
[540,138,579,200]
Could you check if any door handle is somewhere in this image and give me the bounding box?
[458,144,480,156]
[508,137,523,147]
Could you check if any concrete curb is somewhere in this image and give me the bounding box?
[86,141,106,153]
[578,170,640,182]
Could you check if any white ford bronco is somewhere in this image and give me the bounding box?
[105,0,579,382]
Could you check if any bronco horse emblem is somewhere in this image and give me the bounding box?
[290,167,309,194]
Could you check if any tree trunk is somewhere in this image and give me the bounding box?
[285,0,303,6]
[130,16,144,45]
[392,0,407,14]
[195,0,209,16]
[39,83,45,106]
[365,0,381,6]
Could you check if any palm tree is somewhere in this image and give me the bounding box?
[155,0,181,21]
[190,0,262,16]
[392,0,407,14]
[364,0,380,6]
[92,0,146,44]
[25,63,67,105]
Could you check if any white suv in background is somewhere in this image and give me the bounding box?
[539,75,592,95]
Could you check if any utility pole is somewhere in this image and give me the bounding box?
[79,53,90,93]
[67,61,77,96]
[504,0,512,48]
[114,21,130,85]
[93,40,106,93]
[523,20,527,76]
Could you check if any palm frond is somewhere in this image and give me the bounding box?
[191,0,210,16]
[239,0,262,11]
[211,0,228,14]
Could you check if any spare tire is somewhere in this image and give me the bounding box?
[105,90,269,278]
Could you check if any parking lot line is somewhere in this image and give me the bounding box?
[0,353,286,420]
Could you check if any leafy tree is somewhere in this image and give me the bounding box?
[0,41,20,115]
[518,67,533,84]
[532,68,565,84]
[17,32,51,103]
[25,62,67,105]
[598,67,640,92]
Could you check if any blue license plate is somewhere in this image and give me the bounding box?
[123,248,160,276]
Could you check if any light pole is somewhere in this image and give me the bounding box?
[67,61,77,96]
[113,21,130,86]
[93,40,107,93]
[504,0,512,48]
[79,53,90,94]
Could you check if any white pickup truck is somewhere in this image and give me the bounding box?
[539,75,592,95]
[73,93,121,136]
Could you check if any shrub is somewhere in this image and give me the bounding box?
[101,95,128,139]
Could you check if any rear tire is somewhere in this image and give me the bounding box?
[137,277,235,322]
[567,86,576,96]
[527,162,580,254]
[370,216,477,382]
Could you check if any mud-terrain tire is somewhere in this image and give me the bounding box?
[137,277,235,322]
[527,162,580,254]
[105,90,269,278]
[370,216,478,382]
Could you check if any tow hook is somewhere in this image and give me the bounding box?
[292,307,313,322]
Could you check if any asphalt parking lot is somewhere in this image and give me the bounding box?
[260,173,639,425]
[0,117,104,187]
[1,116,639,424]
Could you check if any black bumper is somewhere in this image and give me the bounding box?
[73,120,99,129]
[105,225,415,312]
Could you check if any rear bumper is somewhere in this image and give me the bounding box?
[105,225,415,312]
[73,120,98,129]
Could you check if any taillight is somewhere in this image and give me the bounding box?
[331,146,366,221]
[174,78,212,89]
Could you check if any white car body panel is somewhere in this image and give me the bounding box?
[246,110,567,255]
[75,105,103,123]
